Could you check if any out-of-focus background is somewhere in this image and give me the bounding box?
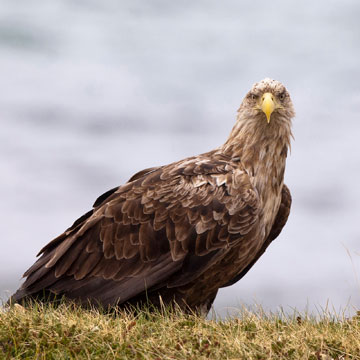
[1,0,359,317]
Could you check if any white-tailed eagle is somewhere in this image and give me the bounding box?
[10,78,295,314]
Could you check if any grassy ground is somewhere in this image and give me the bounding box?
[1,302,360,359]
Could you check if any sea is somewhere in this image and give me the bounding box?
[1,0,359,317]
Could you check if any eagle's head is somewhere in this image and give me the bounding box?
[223,78,295,158]
[240,78,295,124]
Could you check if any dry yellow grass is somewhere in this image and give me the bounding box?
[1,301,360,359]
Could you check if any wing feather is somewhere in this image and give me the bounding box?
[221,184,291,288]
[13,153,260,307]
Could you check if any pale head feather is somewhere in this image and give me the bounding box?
[222,78,295,156]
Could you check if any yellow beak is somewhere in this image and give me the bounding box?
[261,92,275,123]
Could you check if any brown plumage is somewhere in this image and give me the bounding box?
[10,78,295,314]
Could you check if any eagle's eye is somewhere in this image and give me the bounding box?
[279,92,286,101]
[250,93,258,100]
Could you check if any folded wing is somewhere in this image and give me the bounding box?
[12,154,260,307]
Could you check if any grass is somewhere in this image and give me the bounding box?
[1,302,360,359]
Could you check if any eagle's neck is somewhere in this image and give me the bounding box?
[220,113,292,230]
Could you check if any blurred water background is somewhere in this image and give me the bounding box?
[1,0,359,317]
